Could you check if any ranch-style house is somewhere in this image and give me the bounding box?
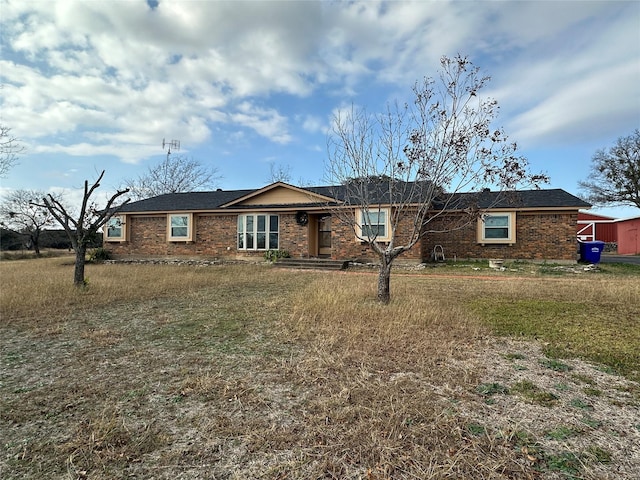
[104,181,590,263]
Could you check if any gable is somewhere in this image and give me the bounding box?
[222,182,335,207]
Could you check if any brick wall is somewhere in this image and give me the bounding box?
[329,213,422,262]
[107,214,238,258]
[107,213,314,260]
[421,211,579,262]
[279,213,309,258]
[106,210,579,263]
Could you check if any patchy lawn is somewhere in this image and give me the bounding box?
[1,259,639,479]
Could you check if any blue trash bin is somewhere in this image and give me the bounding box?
[579,241,605,263]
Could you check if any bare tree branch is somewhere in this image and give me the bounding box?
[0,190,59,255]
[34,171,130,286]
[578,129,640,209]
[267,162,293,183]
[326,54,548,303]
[123,154,221,200]
[0,125,25,178]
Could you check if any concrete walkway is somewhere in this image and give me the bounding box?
[599,254,640,265]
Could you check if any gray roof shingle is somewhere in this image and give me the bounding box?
[117,184,590,213]
[118,189,253,213]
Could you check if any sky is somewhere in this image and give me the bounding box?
[1,0,639,219]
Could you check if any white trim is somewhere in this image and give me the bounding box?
[355,207,392,243]
[577,222,595,241]
[105,215,126,242]
[477,211,516,245]
[237,213,280,251]
[167,213,193,242]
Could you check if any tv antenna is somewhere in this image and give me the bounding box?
[162,138,180,158]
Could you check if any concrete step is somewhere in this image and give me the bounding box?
[274,258,350,271]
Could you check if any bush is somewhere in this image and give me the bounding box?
[0,228,25,251]
[264,249,290,262]
[89,247,112,263]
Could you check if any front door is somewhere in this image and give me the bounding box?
[318,215,332,257]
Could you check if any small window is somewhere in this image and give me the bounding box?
[238,214,279,250]
[168,213,193,241]
[105,215,125,241]
[478,212,516,244]
[356,208,391,242]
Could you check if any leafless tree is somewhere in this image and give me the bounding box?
[0,125,24,178]
[326,55,548,303]
[35,171,130,287]
[0,190,59,255]
[579,129,640,209]
[267,162,293,183]
[123,153,221,200]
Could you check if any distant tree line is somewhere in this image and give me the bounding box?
[0,228,102,251]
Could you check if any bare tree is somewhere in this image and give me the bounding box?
[326,55,548,304]
[124,153,221,200]
[0,125,24,178]
[36,171,130,287]
[579,129,640,209]
[267,162,293,183]
[0,190,58,255]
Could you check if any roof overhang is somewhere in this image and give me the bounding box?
[220,181,337,208]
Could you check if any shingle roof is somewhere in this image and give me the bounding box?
[118,189,253,213]
[117,184,590,213]
[439,189,591,210]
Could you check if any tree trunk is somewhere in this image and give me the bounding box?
[32,231,41,256]
[74,244,87,287]
[377,255,392,304]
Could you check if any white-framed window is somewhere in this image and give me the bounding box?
[105,215,125,242]
[237,214,279,250]
[168,213,193,242]
[478,212,516,244]
[356,208,391,242]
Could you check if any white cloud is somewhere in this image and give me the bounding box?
[230,102,292,144]
[0,0,638,173]
[484,4,640,147]
[508,60,639,145]
[301,115,326,134]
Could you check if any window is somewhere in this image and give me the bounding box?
[238,214,279,250]
[478,212,516,244]
[105,215,125,241]
[356,208,391,242]
[168,213,193,241]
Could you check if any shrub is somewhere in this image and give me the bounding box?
[264,249,290,262]
[89,247,112,263]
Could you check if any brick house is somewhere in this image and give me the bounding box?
[104,182,590,263]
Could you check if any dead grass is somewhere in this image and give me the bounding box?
[0,257,272,329]
[1,259,639,479]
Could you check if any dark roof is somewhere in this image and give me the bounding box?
[117,184,590,213]
[118,189,253,213]
[438,189,591,210]
[308,180,440,205]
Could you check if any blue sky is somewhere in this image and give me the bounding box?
[1,0,639,218]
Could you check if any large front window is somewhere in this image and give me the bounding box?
[238,214,279,250]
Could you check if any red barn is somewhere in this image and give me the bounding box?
[577,211,617,242]
[615,216,640,255]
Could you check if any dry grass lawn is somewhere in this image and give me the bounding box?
[1,257,639,479]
